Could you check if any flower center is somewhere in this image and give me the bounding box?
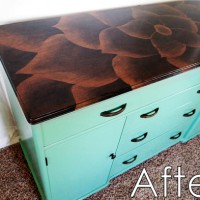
[154,24,172,36]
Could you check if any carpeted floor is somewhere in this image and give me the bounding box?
[0,136,200,200]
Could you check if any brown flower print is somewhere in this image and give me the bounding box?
[17,76,75,121]
[17,34,118,88]
[0,18,62,52]
[54,13,109,50]
[119,5,199,59]
[1,1,200,123]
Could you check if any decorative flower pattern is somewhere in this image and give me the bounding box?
[1,1,200,123]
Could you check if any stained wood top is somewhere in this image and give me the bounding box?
[1,0,200,124]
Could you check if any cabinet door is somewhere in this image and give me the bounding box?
[45,118,125,200]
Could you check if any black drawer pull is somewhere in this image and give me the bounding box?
[123,155,137,165]
[140,108,159,118]
[183,109,196,117]
[131,132,148,142]
[197,90,200,94]
[100,103,127,117]
[170,132,182,140]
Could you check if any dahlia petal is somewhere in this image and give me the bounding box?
[171,28,200,47]
[196,21,200,34]
[160,15,198,33]
[17,34,118,87]
[151,32,186,58]
[72,79,131,109]
[0,18,61,52]
[112,55,177,87]
[167,47,200,69]
[175,3,200,22]
[54,13,108,50]
[132,8,161,25]
[90,7,133,26]
[17,76,75,119]
[99,28,157,58]
[141,4,185,17]
[118,19,155,39]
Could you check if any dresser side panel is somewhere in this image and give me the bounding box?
[0,62,51,200]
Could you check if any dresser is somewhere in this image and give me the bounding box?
[1,1,200,199]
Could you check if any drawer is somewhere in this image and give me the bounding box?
[40,70,200,146]
[110,125,188,178]
[116,100,199,156]
[123,83,200,134]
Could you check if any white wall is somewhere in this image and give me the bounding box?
[0,0,177,25]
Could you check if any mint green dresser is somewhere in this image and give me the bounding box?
[1,1,200,200]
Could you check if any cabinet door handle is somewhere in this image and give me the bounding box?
[109,153,116,159]
[170,132,182,140]
[100,103,127,117]
[131,132,148,142]
[122,155,137,165]
[197,90,200,94]
[183,109,196,117]
[140,108,159,118]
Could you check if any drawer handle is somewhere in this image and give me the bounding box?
[170,132,182,140]
[131,132,148,142]
[183,109,196,117]
[197,90,200,94]
[122,155,137,165]
[100,103,127,117]
[140,108,159,118]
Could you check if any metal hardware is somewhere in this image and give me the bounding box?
[131,132,148,142]
[123,155,137,164]
[100,103,127,117]
[45,157,48,166]
[183,109,196,117]
[140,108,159,118]
[109,153,116,159]
[170,132,182,140]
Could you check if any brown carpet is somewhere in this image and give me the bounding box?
[0,136,200,200]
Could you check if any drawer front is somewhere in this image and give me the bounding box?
[110,125,188,179]
[116,85,200,155]
[123,82,200,135]
[41,68,200,146]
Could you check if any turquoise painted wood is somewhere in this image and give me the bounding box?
[2,1,200,199]
[44,118,125,200]
[41,67,200,147]
[116,85,200,156]
[110,124,188,179]
[116,105,197,156]
[122,82,200,134]
[183,112,200,141]
[1,59,200,200]
[0,63,51,200]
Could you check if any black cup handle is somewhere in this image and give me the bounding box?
[131,132,148,143]
[183,109,196,117]
[140,108,159,118]
[123,155,137,165]
[170,132,182,140]
[100,103,127,117]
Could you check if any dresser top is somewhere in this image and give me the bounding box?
[1,0,200,124]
